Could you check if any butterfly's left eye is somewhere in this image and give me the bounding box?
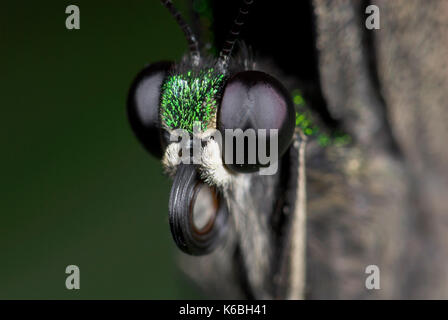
[217,71,296,173]
[127,61,173,159]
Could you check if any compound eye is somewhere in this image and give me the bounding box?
[127,61,173,159]
[218,71,295,173]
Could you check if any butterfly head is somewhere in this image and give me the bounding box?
[127,0,295,255]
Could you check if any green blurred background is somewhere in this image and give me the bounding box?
[0,0,201,299]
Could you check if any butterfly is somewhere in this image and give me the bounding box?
[126,0,346,299]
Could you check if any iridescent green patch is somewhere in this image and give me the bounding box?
[160,69,225,132]
[292,89,351,147]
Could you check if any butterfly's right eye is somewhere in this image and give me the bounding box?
[127,61,173,159]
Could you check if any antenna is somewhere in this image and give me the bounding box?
[218,0,255,72]
[161,0,201,66]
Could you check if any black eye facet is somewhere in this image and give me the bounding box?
[218,71,295,173]
[127,61,173,159]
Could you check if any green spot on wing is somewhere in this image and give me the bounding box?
[292,89,351,147]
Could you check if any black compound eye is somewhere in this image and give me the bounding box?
[218,70,296,173]
[127,61,173,159]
